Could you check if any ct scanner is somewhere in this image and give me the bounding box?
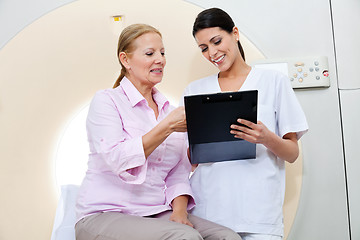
[0,0,359,239]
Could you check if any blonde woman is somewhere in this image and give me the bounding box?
[74,24,241,240]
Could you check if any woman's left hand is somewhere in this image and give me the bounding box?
[230,119,270,145]
[230,118,300,163]
[169,210,194,228]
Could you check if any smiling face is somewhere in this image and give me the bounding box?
[195,27,241,73]
[120,32,166,89]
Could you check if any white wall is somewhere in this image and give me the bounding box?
[331,0,360,239]
[0,0,74,49]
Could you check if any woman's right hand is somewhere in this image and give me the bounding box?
[143,106,187,158]
[166,106,187,133]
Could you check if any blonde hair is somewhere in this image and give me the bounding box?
[113,24,162,88]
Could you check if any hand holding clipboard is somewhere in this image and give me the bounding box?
[184,90,258,164]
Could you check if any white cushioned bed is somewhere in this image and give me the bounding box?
[51,185,79,240]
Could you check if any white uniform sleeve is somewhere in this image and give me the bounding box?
[275,74,309,139]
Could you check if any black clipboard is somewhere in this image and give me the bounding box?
[184,90,258,164]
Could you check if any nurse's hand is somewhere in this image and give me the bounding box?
[230,119,300,163]
[187,147,198,171]
[230,119,270,144]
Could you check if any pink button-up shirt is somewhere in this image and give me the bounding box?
[75,77,195,221]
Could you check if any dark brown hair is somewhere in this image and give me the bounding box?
[192,8,245,61]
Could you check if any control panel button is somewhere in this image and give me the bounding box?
[295,62,304,67]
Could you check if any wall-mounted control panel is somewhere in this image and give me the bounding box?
[251,56,330,89]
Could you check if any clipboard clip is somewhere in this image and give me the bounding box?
[202,93,242,103]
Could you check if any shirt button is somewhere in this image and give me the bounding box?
[157,158,161,162]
